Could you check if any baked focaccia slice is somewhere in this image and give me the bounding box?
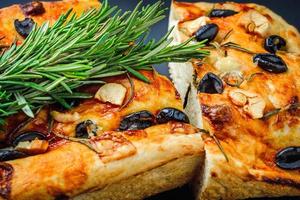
[0,1,204,199]
[169,1,300,199]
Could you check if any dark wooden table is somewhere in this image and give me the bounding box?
[1,1,299,199]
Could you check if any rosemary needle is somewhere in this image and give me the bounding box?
[0,0,209,126]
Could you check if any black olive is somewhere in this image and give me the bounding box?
[119,111,155,131]
[264,35,286,53]
[156,108,189,124]
[253,53,288,73]
[275,146,300,170]
[195,23,219,44]
[209,9,238,18]
[20,1,45,16]
[198,72,224,94]
[75,120,97,138]
[12,131,46,147]
[0,149,27,162]
[14,18,35,38]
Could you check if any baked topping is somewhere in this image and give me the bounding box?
[179,16,210,36]
[156,108,189,124]
[228,90,247,106]
[119,111,155,131]
[12,131,46,147]
[229,89,266,119]
[93,132,136,163]
[239,10,270,37]
[253,53,288,73]
[15,139,49,154]
[276,147,300,170]
[75,120,98,138]
[0,150,27,162]
[264,35,286,54]
[220,71,244,87]
[20,1,45,16]
[201,104,232,129]
[14,18,35,38]
[198,72,224,94]
[208,9,238,18]
[195,23,219,43]
[51,111,80,123]
[215,56,242,72]
[95,83,127,106]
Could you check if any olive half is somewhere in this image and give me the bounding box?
[195,23,219,44]
[264,35,286,54]
[209,9,238,18]
[253,53,288,73]
[198,72,224,94]
[275,146,300,170]
[156,108,190,124]
[119,111,155,131]
[0,149,27,162]
[75,120,97,138]
[14,18,35,38]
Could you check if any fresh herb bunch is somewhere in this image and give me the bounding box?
[0,0,208,126]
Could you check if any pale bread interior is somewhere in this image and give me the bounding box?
[74,155,203,200]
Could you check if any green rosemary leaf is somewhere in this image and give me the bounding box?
[14,93,34,118]
[261,108,281,120]
[0,0,208,124]
[122,65,150,83]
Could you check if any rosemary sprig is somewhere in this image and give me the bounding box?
[261,103,300,120]
[199,129,229,162]
[0,0,209,126]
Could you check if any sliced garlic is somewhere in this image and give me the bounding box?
[229,90,247,106]
[239,10,270,37]
[51,111,80,123]
[228,89,266,119]
[95,83,127,106]
[15,139,49,154]
[179,16,210,36]
[243,97,266,119]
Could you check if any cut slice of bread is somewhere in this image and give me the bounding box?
[169,1,300,199]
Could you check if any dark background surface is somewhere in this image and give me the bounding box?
[1,0,299,199]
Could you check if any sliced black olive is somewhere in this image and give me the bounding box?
[14,18,35,38]
[195,23,219,44]
[0,149,27,162]
[198,72,224,94]
[75,120,98,138]
[253,53,288,73]
[20,1,45,16]
[119,111,155,131]
[156,108,189,124]
[264,35,286,54]
[275,146,300,170]
[209,9,238,18]
[12,131,46,147]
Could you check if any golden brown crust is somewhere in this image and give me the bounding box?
[170,1,300,199]
[4,124,202,200]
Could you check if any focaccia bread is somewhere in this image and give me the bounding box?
[0,0,100,46]
[169,1,300,199]
[0,1,204,199]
